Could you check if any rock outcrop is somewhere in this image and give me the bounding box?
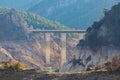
[0,8,28,41]
[0,47,13,62]
[61,3,120,72]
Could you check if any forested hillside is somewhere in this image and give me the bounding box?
[78,3,120,50]
[0,7,70,30]
[0,8,28,41]
[20,12,70,30]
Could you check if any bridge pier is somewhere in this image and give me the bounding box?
[45,33,51,64]
[45,33,67,66]
[39,30,86,67]
[60,33,67,66]
[78,32,85,40]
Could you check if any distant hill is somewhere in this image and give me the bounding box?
[0,0,42,10]
[0,8,28,41]
[28,0,120,29]
[0,7,70,30]
[1,0,119,29]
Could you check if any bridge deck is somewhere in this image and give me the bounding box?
[31,30,86,33]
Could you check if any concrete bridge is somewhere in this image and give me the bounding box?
[31,30,86,66]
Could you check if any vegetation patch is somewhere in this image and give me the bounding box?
[0,61,27,72]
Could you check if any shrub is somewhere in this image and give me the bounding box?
[2,61,27,71]
[16,62,27,70]
[105,55,120,72]
[110,55,120,72]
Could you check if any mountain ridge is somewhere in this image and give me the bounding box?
[28,0,120,29]
[0,0,42,10]
[1,0,120,29]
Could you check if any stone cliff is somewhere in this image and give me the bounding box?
[61,3,120,72]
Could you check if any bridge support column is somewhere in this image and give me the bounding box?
[78,33,85,40]
[60,33,67,66]
[45,33,51,64]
